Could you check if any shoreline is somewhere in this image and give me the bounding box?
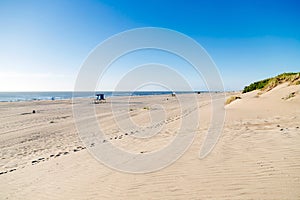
[0,91,228,103]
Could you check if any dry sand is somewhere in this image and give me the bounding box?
[0,83,300,199]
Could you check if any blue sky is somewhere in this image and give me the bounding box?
[0,0,299,91]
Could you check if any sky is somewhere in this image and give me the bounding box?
[0,0,299,91]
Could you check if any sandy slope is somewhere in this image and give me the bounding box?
[0,84,300,199]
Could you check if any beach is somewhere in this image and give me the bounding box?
[0,83,300,199]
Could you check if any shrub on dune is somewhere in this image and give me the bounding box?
[242,72,300,93]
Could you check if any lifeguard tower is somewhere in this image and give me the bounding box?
[94,93,106,104]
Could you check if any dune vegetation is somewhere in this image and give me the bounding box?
[242,72,300,93]
[225,95,241,105]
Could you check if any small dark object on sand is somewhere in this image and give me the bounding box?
[296,126,299,129]
[32,110,36,114]
[280,128,284,131]
[277,125,280,127]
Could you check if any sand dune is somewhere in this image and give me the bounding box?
[0,84,300,199]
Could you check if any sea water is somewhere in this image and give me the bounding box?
[0,91,201,102]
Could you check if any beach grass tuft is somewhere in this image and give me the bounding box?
[225,96,241,105]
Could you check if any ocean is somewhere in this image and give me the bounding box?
[0,91,201,102]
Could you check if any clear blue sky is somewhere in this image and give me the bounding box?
[0,0,299,91]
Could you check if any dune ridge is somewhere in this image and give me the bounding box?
[243,72,300,93]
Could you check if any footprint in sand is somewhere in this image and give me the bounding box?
[73,146,86,152]
[55,152,63,157]
[9,169,16,172]
[32,160,39,165]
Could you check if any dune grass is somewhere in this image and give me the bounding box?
[225,96,241,105]
[243,72,300,93]
[282,92,296,100]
